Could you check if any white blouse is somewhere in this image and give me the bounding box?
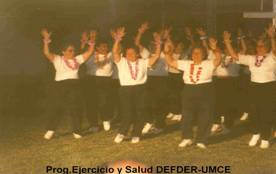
[52,55,84,81]
[237,53,276,83]
[115,58,149,86]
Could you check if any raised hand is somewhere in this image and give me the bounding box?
[138,22,149,34]
[41,28,52,43]
[111,27,126,42]
[208,37,217,50]
[162,27,172,40]
[223,31,231,43]
[89,30,97,43]
[81,31,88,44]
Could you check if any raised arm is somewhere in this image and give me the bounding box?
[148,32,162,67]
[223,31,239,60]
[184,26,195,47]
[80,31,88,52]
[135,22,149,52]
[41,29,55,61]
[266,24,276,57]
[196,27,209,51]
[111,27,126,63]
[237,28,247,54]
[81,30,96,62]
[208,37,221,67]
[164,40,178,69]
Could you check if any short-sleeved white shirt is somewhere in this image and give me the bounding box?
[86,52,113,77]
[52,55,84,81]
[237,53,276,83]
[177,59,215,84]
[115,57,149,86]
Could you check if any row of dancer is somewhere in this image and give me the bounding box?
[41,23,276,149]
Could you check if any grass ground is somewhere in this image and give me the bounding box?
[0,114,276,174]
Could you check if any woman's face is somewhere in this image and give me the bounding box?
[192,48,203,62]
[62,45,75,59]
[126,48,138,62]
[96,43,109,55]
[256,40,268,56]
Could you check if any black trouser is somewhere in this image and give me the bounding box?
[47,79,82,133]
[213,77,239,129]
[181,83,215,144]
[118,84,147,137]
[83,76,98,127]
[84,76,113,127]
[95,76,113,121]
[239,68,250,114]
[249,81,276,140]
[146,76,168,128]
[110,79,121,121]
[167,72,182,115]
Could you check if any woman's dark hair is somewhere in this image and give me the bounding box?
[187,42,208,60]
[123,43,140,57]
[96,40,110,49]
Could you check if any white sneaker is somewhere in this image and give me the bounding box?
[248,134,260,147]
[178,139,193,147]
[166,113,174,119]
[260,140,270,149]
[44,130,55,140]
[196,143,207,149]
[240,112,249,121]
[114,134,125,144]
[131,137,140,144]
[142,123,153,135]
[172,114,182,121]
[73,133,82,139]
[103,121,111,131]
[211,124,221,133]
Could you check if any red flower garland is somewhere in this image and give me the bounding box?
[189,64,202,84]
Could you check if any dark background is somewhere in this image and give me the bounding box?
[0,0,273,128]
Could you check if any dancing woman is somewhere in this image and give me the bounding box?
[41,29,96,139]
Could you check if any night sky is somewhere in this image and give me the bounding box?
[0,0,272,75]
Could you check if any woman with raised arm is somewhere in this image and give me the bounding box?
[165,27,185,122]
[223,25,276,149]
[82,32,114,132]
[135,23,169,135]
[111,27,161,144]
[164,38,221,149]
[41,29,96,140]
[209,35,241,135]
